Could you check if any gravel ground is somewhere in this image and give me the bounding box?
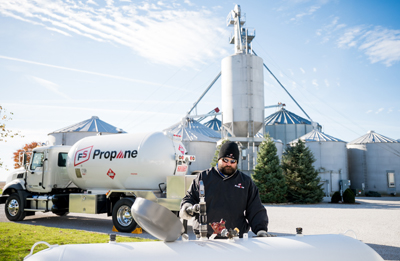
[1,197,399,260]
[265,197,400,261]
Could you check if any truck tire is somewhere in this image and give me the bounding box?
[5,193,26,221]
[112,198,137,233]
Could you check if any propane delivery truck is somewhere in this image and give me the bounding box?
[0,131,196,232]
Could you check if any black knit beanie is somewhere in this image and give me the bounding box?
[218,141,239,162]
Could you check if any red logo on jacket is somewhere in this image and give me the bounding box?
[235,183,244,189]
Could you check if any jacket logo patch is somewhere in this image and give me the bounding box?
[235,183,244,189]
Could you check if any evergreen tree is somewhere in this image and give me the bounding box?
[282,139,324,203]
[252,134,287,203]
[210,139,229,167]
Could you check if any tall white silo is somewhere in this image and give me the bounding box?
[221,5,264,138]
[221,54,264,137]
[290,129,348,196]
[347,130,400,195]
[220,5,265,175]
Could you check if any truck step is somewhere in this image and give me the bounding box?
[24,208,48,212]
[26,197,51,201]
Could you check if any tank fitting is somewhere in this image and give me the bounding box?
[296,227,303,237]
[109,233,116,243]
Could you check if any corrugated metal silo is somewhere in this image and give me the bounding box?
[290,129,348,196]
[347,130,400,195]
[264,108,321,145]
[48,116,125,146]
[221,53,264,137]
[164,118,219,174]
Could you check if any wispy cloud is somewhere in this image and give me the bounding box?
[316,16,346,43]
[300,67,305,74]
[0,55,191,92]
[337,27,363,48]
[312,79,318,88]
[359,28,400,66]
[0,0,229,67]
[324,79,329,87]
[290,5,321,22]
[337,26,400,66]
[30,76,70,99]
[366,110,373,114]
[375,108,384,114]
[318,17,400,66]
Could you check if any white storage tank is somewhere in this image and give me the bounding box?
[164,118,219,174]
[264,108,321,146]
[48,116,125,146]
[347,130,400,195]
[67,132,189,191]
[221,53,264,137]
[290,129,348,196]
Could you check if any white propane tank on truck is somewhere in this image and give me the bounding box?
[68,131,190,191]
[0,131,196,233]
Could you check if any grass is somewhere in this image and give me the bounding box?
[0,222,153,261]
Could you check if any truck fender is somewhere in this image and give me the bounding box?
[1,181,32,212]
[2,180,26,197]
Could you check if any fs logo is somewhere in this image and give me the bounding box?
[178,145,185,155]
[74,146,93,166]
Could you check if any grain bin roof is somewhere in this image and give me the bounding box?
[265,108,311,125]
[290,129,345,143]
[348,130,400,144]
[50,116,125,134]
[203,117,221,131]
[164,118,220,141]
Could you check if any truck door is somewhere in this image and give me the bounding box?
[26,151,46,192]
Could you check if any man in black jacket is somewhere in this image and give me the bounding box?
[179,141,270,238]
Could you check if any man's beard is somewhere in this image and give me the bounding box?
[218,164,237,175]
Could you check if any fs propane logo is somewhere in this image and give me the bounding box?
[74,146,93,166]
[93,149,138,161]
[74,146,138,166]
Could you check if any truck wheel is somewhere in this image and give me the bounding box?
[112,198,137,233]
[5,193,26,221]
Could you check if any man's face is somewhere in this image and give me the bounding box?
[218,157,237,175]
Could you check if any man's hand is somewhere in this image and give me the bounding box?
[256,230,276,237]
[179,203,195,220]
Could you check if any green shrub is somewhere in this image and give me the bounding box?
[365,191,381,197]
[343,188,355,203]
[331,191,341,203]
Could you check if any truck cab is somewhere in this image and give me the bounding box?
[26,146,73,193]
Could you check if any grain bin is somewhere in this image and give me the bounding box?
[290,129,348,196]
[347,131,400,195]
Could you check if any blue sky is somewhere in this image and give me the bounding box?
[1,0,400,180]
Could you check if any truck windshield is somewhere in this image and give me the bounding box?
[58,153,68,167]
[31,152,44,170]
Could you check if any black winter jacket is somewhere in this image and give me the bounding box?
[181,167,268,237]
